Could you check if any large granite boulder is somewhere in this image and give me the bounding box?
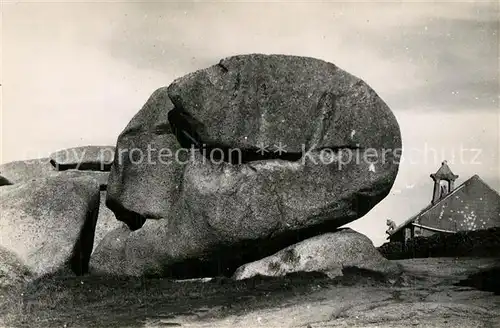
[0,156,110,190]
[0,175,100,277]
[50,146,115,171]
[232,228,402,280]
[104,54,402,276]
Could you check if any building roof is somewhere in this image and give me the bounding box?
[387,174,497,238]
[430,160,459,181]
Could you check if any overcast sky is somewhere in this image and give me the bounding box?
[2,1,499,246]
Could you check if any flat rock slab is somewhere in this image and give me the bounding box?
[0,158,110,190]
[233,228,402,280]
[0,175,100,277]
[50,145,115,171]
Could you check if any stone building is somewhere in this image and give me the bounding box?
[388,161,500,243]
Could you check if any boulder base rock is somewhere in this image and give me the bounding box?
[0,175,100,277]
[105,54,402,277]
[89,224,131,274]
[232,229,402,280]
[50,146,115,171]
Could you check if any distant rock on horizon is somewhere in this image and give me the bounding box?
[50,145,115,172]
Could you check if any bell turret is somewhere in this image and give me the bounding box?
[430,160,458,204]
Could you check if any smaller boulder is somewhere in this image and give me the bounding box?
[89,224,131,275]
[232,228,402,280]
[50,146,115,171]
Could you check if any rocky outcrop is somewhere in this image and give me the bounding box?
[232,229,402,280]
[0,156,110,190]
[50,146,115,171]
[0,175,100,277]
[102,54,401,277]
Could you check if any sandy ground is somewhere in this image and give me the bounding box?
[141,258,500,328]
[1,257,499,328]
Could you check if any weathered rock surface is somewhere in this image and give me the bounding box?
[0,175,100,277]
[50,145,115,171]
[168,54,400,153]
[106,88,185,230]
[0,175,12,186]
[105,54,402,276]
[0,158,54,182]
[0,158,110,190]
[89,224,131,274]
[233,228,402,280]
